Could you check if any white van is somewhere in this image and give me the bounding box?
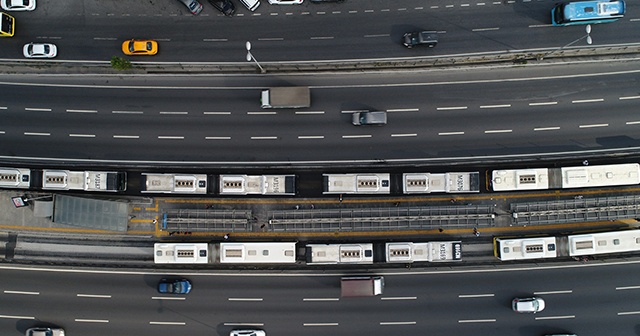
[239,0,260,11]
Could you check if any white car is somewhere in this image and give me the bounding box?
[26,327,65,336]
[268,0,303,4]
[1,0,35,11]
[230,330,266,336]
[238,0,260,11]
[512,297,545,313]
[23,43,57,58]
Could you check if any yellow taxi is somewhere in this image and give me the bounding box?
[121,39,158,56]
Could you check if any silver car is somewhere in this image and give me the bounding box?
[23,43,57,58]
[26,327,65,336]
[177,0,203,14]
[1,0,36,11]
[512,297,545,313]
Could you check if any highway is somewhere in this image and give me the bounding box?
[1,261,639,336]
[0,61,639,163]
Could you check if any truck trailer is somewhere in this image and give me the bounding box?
[341,276,384,297]
[260,87,311,109]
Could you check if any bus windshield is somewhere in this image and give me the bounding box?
[552,0,625,26]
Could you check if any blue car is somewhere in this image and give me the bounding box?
[158,279,192,294]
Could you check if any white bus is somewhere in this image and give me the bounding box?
[568,230,640,257]
[0,167,31,189]
[219,175,296,195]
[142,173,208,194]
[386,241,462,263]
[552,0,625,26]
[402,172,480,194]
[306,243,374,265]
[217,242,297,263]
[322,173,390,194]
[493,237,558,261]
[154,243,210,264]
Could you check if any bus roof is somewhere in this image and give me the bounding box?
[564,0,625,20]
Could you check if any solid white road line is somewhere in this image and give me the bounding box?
[157,136,185,139]
[223,323,264,326]
[25,107,51,112]
[258,37,284,41]
[529,101,558,106]
[251,136,278,140]
[572,98,604,104]
[620,95,640,100]
[391,133,417,137]
[152,297,186,301]
[228,298,263,302]
[380,296,417,300]
[387,108,419,112]
[458,294,494,298]
[535,315,575,320]
[480,104,511,109]
[75,319,109,323]
[160,111,188,115]
[3,290,39,295]
[203,111,231,115]
[248,111,277,115]
[472,27,499,32]
[380,321,416,325]
[534,127,560,131]
[579,124,608,128]
[295,111,324,114]
[149,321,185,325]
[303,298,339,301]
[458,319,496,323]
[437,106,467,110]
[484,129,512,134]
[534,290,572,295]
[618,311,640,316]
[341,110,368,114]
[310,36,334,40]
[298,135,325,139]
[304,322,339,326]
[205,136,231,140]
[0,315,34,319]
[77,294,112,298]
[342,135,372,139]
[616,285,640,290]
[439,131,465,136]
[203,38,228,42]
[24,132,50,136]
[66,109,97,113]
[69,134,96,138]
[625,121,640,125]
[113,135,140,139]
[364,34,390,38]
[112,110,143,114]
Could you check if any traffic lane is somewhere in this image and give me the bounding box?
[5,0,639,62]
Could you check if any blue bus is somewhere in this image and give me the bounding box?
[552,0,625,26]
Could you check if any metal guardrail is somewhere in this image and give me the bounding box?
[511,195,640,226]
[269,206,496,232]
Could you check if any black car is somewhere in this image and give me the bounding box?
[208,0,236,16]
[403,31,438,48]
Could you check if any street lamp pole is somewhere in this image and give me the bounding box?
[537,24,592,61]
[245,41,266,73]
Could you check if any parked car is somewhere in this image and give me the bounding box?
[238,0,260,11]
[121,39,158,56]
[403,31,438,48]
[25,327,65,336]
[512,297,545,313]
[268,0,303,4]
[208,0,236,16]
[23,43,57,58]
[178,0,203,14]
[230,330,266,336]
[1,0,35,11]
[158,278,192,294]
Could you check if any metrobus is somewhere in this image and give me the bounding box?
[0,12,15,37]
[306,243,374,265]
[551,0,625,26]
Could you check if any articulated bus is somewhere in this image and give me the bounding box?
[551,0,625,26]
[0,12,15,37]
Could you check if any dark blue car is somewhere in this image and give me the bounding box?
[158,279,192,294]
